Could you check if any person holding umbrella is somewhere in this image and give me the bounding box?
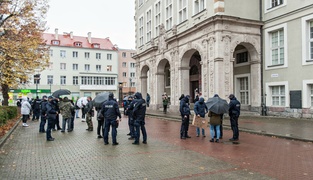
[228,94,241,141]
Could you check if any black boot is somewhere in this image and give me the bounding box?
[185,132,191,138]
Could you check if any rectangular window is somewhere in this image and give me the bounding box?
[96,53,101,60]
[271,0,283,8]
[49,50,53,57]
[122,52,127,58]
[271,85,285,106]
[123,72,127,77]
[239,77,249,105]
[122,62,127,67]
[93,77,104,85]
[60,76,66,85]
[107,65,112,72]
[236,52,249,64]
[270,29,284,65]
[73,51,78,58]
[146,9,152,43]
[130,72,135,77]
[131,82,136,87]
[73,76,78,85]
[81,76,87,85]
[60,63,66,70]
[85,52,90,59]
[139,16,144,46]
[310,21,313,60]
[194,0,204,14]
[130,63,135,68]
[107,54,112,60]
[138,0,143,7]
[105,77,116,85]
[60,50,66,58]
[166,0,173,30]
[96,65,101,71]
[47,75,53,84]
[85,64,90,71]
[178,0,187,23]
[73,64,78,70]
[87,77,92,85]
[311,85,313,107]
[155,1,161,37]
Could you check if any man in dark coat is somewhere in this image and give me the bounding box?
[46,96,58,141]
[132,92,147,145]
[126,96,136,139]
[39,95,48,133]
[228,94,241,141]
[84,96,94,131]
[194,97,208,137]
[179,95,191,139]
[31,96,41,121]
[102,93,121,145]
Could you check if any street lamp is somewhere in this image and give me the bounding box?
[34,74,41,97]
[129,78,132,95]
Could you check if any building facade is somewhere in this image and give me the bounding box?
[14,29,119,101]
[134,0,263,112]
[117,49,137,98]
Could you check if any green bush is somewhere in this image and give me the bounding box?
[0,108,8,126]
[0,106,18,126]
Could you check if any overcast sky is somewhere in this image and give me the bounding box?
[45,0,136,49]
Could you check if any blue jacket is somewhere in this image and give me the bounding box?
[194,97,208,118]
[102,97,121,120]
[133,92,146,121]
[180,96,191,116]
[229,97,241,116]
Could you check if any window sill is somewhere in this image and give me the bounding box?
[267,63,284,68]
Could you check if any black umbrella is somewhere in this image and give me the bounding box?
[52,89,71,98]
[205,97,229,114]
[93,92,110,108]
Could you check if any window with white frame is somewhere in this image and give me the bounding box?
[130,72,135,77]
[60,76,66,85]
[122,52,127,58]
[96,53,101,60]
[73,76,78,85]
[85,52,90,59]
[138,0,143,7]
[271,85,285,106]
[130,63,135,68]
[105,77,116,85]
[73,64,78,70]
[178,0,187,23]
[47,75,53,84]
[96,65,101,71]
[85,64,90,71]
[107,54,112,60]
[165,0,173,30]
[265,0,286,13]
[146,9,152,43]
[194,0,205,14]
[302,15,313,64]
[239,77,249,105]
[107,65,112,72]
[60,63,66,70]
[155,1,161,36]
[310,85,313,107]
[270,0,284,9]
[49,50,53,57]
[60,50,66,58]
[139,16,144,46]
[81,76,87,85]
[310,21,313,60]
[122,62,127,67]
[131,82,136,87]
[87,77,92,85]
[236,51,249,64]
[123,72,127,77]
[270,29,284,66]
[73,51,78,58]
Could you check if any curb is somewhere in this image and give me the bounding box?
[146,113,313,143]
[0,117,22,148]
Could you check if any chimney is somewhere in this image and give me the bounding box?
[70,31,73,39]
[87,32,91,43]
[55,28,59,40]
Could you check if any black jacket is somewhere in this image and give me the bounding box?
[46,101,58,120]
[194,97,208,118]
[102,97,121,120]
[229,97,241,116]
[41,100,48,116]
[133,92,146,121]
[180,96,191,116]
[84,100,93,114]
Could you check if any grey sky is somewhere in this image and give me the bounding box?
[45,0,135,49]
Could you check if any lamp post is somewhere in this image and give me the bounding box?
[129,78,132,95]
[119,82,123,106]
[34,74,41,97]
[48,79,52,96]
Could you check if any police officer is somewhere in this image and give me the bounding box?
[32,96,41,121]
[126,96,136,139]
[180,95,191,139]
[228,94,241,141]
[102,93,121,145]
[132,92,147,145]
[46,96,58,141]
[39,95,48,133]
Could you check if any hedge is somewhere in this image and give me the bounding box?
[0,106,18,126]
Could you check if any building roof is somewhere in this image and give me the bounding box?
[43,33,117,51]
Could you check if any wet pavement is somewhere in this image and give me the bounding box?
[0,111,312,179]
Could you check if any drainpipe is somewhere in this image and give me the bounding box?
[260,0,267,116]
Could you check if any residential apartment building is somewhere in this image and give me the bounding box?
[117,49,137,98]
[262,1,313,118]
[12,29,119,100]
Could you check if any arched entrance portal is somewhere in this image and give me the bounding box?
[140,65,149,101]
[156,59,170,106]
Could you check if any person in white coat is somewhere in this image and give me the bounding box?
[21,97,32,127]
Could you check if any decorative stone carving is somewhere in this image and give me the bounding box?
[158,23,167,53]
[172,24,177,35]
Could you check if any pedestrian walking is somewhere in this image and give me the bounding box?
[69,100,75,130]
[194,97,208,137]
[180,95,191,139]
[132,92,147,145]
[46,96,58,141]
[208,110,223,143]
[39,96,48,133]
[74,100,80,118]
[31,96,41,121]
[228,94,241,141]
[102,93,121,145]
[84,96,94,131]
[162,93,169,114]
[21,97,32,127]
[81,101,86,122]
[96,106,104,138]
[59,97,74,132]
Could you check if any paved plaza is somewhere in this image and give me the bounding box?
[0,113,313,179]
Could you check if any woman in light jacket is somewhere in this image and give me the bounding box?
[21,97,32,127]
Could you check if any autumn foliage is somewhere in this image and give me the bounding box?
[0,0,50,106]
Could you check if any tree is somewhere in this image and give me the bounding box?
[0,0,49,106]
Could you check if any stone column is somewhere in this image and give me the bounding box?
[250,61,261,108]
[156,72,165,106]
